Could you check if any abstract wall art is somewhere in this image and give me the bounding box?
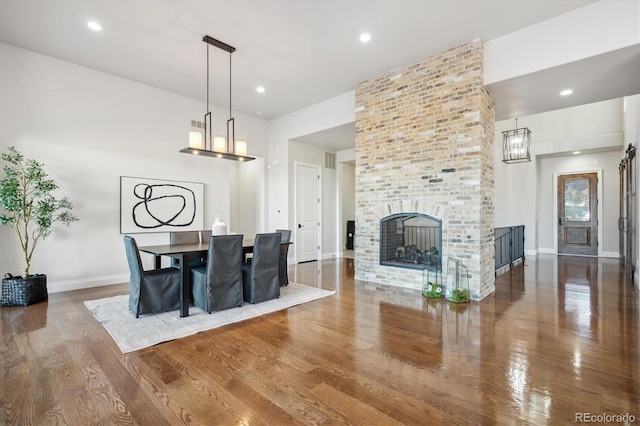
[120,176,204,234]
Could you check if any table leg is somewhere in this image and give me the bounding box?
[154,255,161,270]
[178,253,189,317]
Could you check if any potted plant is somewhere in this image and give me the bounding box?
[0,147,78,306]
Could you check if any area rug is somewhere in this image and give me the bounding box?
[84,283,335,353]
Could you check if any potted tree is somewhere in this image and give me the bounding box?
[0,147,78,306]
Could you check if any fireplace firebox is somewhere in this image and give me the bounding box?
[380,213,442,270]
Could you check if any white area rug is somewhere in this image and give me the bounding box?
[85,283,335,353]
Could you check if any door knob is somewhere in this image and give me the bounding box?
[558,217,562,226]
[298,224,302,228]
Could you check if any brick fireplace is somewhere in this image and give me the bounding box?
[354,41,495,300]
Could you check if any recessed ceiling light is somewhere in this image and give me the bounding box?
[573,151,581,155]
[256,86,265,94]
[87,21,102,32]
[560,89,573,96]
[359,33,371,43]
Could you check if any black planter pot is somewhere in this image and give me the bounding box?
[1,273,48,306]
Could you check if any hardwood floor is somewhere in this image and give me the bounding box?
[1,254,639,425]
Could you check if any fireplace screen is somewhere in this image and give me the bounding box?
[380,213,442,270]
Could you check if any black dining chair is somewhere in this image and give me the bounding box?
[170,231,205,268]
[124,236,181,318]
[275,229,292,286]
[242,233,281,304]
[190,234,244,313]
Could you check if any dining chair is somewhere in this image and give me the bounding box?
[124,236,181,318]
[241,233,281,304]
[169,231,205,268]
[169,230,199,245]
[275,229,292,286]
[190,234,244,313]
[199,230,212,243]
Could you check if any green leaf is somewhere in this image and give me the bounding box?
[0,146,79,276]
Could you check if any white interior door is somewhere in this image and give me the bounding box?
[296,163,320,263]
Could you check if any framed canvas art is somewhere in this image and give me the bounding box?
[120,176,204,234]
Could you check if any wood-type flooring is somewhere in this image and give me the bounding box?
[1,254,638,425]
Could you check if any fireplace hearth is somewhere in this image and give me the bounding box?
[380,213,442,271]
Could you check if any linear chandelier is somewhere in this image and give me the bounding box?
[502,118,531,164]
[180,35,255,162]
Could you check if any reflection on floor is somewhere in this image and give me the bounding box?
[289,254,639,424]
[3,253,638,424]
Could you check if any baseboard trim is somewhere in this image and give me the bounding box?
[524,249,538,256]
[538,248,620,258]
[321,252,341,260]
[48,274,129,294]
[601,251,620,259]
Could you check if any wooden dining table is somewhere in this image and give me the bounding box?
[138,239,290,317]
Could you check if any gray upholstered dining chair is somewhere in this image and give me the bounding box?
[169,231,205,268]
[124,235,181,318]
[199,230,212,243]
[190,234,244,313]
[169,230,199,245]
[275,229,292,286]
[241,233,281,304]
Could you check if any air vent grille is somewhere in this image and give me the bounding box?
[325,152,336,169]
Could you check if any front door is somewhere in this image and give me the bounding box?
[295,163,320,263]
[557,172,598,256]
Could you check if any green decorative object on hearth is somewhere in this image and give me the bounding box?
[0,147,78,306]
[449,288,470,303]
[422,282,443,299]
[444,257,470,304]
[422,264,443,299]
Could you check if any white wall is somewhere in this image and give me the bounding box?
[494,99,625,255]
[267,91,355,232]
[536,151,621,255]
[485,0,640,84]
[229,157,265,236]
[0,43,268,292]
[288,140,338,259]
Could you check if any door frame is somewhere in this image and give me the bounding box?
[294,161,322,263]
[553,169,603,256]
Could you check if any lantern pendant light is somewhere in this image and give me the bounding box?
[502,118,531,164]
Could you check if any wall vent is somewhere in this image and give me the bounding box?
[325,152,336,169]
[190,120,205,129]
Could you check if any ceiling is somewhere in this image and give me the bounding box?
[2,0,635,152]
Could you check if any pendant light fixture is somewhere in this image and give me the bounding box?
[502,118,531,164]
[180,35,255,162]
